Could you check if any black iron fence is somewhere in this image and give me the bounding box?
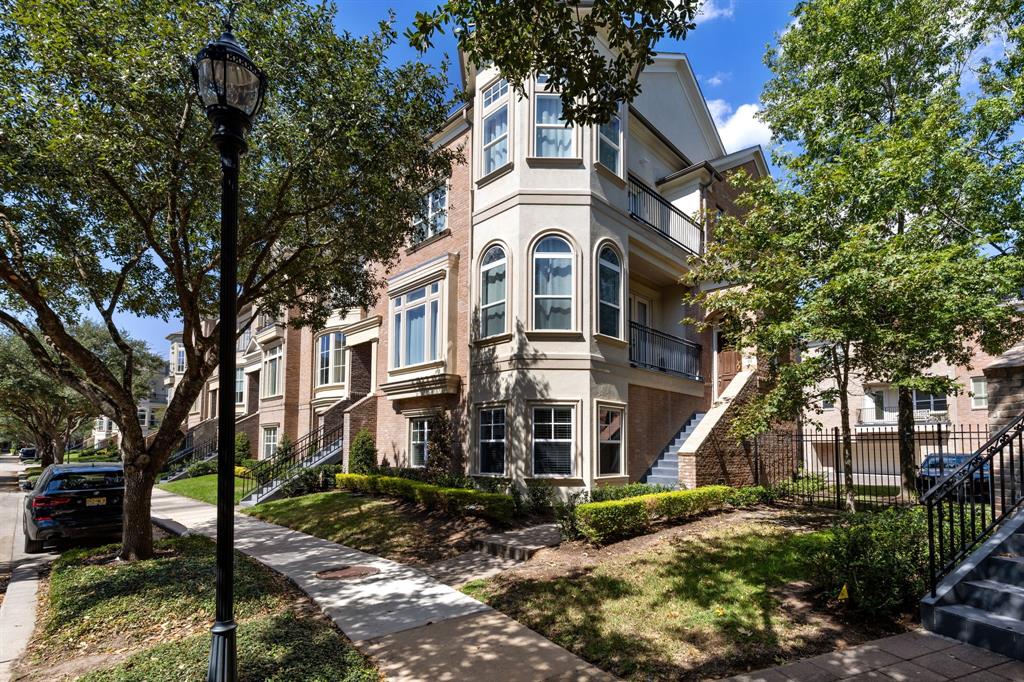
[240,424,345,502]
[753,423,993,510]
[629,321,702,380]
[627,174,704,255]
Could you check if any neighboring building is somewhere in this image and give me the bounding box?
[168,49,775,494]
[91,365,169,448]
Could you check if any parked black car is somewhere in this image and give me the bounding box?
[23,463,124,553]
[916,453,990,500]
[18,447,37,462]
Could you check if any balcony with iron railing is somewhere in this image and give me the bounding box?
[856,406,951,427]
[627,175,704,256]
[629,321,702,380]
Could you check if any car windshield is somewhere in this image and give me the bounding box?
[922,455,967,469]
[46,471,124,492]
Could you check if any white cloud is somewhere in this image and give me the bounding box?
[702,71,731,87]
[693,0,735,25]
[707,99,773,153]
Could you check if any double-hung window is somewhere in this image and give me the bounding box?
[597,246,621,337]
[534,75,572,157]
[137,409,148,427]
[262,345,282,397]
[235,368,245,405]
[480,246,507,337]
[533,236,573,330]
[971,377,988,409]
[482,79,510,174]
[316,332,346,386]
[413,187,448,243]
[598,407,623,476]
[913,390,948,412]
[598,110,622,173]
[410,418,431,467]
[392,282,442,368]
[533,406,573,476]
[236,324,252,352]
[175,347,186,373]
[478,407,506,474]
[262,426,278,458]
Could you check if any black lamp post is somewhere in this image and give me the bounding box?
[192,16,266,682]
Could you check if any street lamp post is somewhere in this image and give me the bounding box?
[192,17,267,682]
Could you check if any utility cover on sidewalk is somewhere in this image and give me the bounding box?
[315,565,379,580]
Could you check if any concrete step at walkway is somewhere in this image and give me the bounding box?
[150,491,611,681]
[474,523,562,561]
[423,550,521,587]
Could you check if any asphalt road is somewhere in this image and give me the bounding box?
[0,456,57,571]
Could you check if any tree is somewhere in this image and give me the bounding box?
[690,0,1024,509]
[408,0,699,125]
[348,428,378,475]
[0,0,455,560]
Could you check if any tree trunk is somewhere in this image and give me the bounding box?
[38,438,55,468]
[119,439,159,561]
[897,386,917,498]
[53,433,67,464]
[837,347,856,512]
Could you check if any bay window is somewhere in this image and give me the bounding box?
[262,344,282,397]
[480,245,507,337]
[533,236,573,330]
[478,407,506,475]
[482,79,510,174]
[392,282,442,368]
[534,75,573,157]
[533,406,573,476]
[316,332,346,386]
[598,407,623,476]
[597,246,621,337]
[598,110,622,173]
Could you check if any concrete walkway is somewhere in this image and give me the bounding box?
[151,489,614,681]
[721,630,1024,681]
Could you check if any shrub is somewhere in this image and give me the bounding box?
[335,473,515,525]
[646,485,731,521]
[241,458,260,470]
[555,489,589,540]
[234,433,251,466]
[281,464,344,498]
[473,476,511,494]
[725,485,772,507]
[347,429,378,474]
[186,459,217,477]
[589,482,671,503]
[525,480,555,514]
[234,466,250,478]
[425,412,457,479]
[814,506,929,620]
[576,497,649,544]
[770,472,828,500]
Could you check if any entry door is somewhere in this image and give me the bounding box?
[716,330,742,396]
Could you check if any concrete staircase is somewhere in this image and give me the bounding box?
[922,511,1024,659]
[641,412,705,489]
[238,433,345,508]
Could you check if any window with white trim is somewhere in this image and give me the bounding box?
[597,246,621,337]
[137,409,148,427]
[236,324,252,352]
[598,407,623,476]
[175,346,186,373]
[262,426,278,458]
[480,246,507,337]
[533,236,573,330]
[262,345,283,397]
[598,110,622,173]
[391,282,443,368]
[413,187,448,243]
[410,418,431,467]
[482,79,510,174]
[913,390,948,412]
[235,368,245,405]
[316,332,346,386]
[478,407,506,474]
[971,377,988,409]
[534,75,573,157]
[533,406,573,476]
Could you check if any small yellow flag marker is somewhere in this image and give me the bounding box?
[838,584,849,601]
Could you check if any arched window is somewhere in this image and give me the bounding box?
[480,245,507,337]
[533,236,573,330]
[597,246,621,337]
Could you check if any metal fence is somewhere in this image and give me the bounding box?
[753,423,992,510]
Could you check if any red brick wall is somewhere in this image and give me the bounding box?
[627,384,708,482]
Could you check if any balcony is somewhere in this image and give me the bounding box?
[629,321,701,380]
[627,175,704,256]
[856,406,951,427]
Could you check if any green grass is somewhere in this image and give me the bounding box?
[158,474,245,505]
[462,523,833,680]
[33,535,376,681]
[243,490,481,565]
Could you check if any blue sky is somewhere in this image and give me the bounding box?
[124,0,798,356]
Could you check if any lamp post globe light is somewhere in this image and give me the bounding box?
[192,15,266,682]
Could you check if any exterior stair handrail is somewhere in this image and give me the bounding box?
[240,423,345,502]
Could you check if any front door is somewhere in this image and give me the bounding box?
[716,330,742,396]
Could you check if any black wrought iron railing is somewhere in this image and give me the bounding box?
[161,437,218,478]
[627,174,704,255]
[240,424,345,502]
[921,413,1024,595]
[629,321,701,380]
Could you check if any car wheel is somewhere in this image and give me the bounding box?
[23,535,44,554]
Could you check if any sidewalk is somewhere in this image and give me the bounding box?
[151,489,615,681]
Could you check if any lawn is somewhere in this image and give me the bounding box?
[462,511,883,681]
[243,490,491,565]
[16,534,376,682]
[158,474,245,505]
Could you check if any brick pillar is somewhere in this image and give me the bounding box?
[984,359,1024,434]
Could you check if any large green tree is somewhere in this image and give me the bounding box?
[690,0,1024,509]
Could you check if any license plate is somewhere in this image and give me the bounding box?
[86,497,106,507]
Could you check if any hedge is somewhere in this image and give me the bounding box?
[575,484,772,544]
[335,473,515,525]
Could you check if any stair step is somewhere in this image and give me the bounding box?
[931,603,1024,659]
[645,476,679,488]
[959,579,1024,618]
[979,554,1024,583]
[650,467,679,477]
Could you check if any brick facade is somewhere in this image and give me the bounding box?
[627,384,707,482]
[984,346,1024,433]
